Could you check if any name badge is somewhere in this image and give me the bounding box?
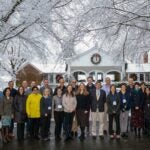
[123,99,126,103]
[58,105,62,109]
[113,101,117,106]
[48,106,51,110]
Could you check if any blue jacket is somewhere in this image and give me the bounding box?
[40,96,52,117]
[119,91,131,112]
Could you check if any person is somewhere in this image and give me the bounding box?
[53,78,66,96]
[40,88,52,141]
[86,76,95,134]
[62,84,77,141]
[90,81,106,139]
[71,79,78,138]
[52,88,64,141]
[140,82,146,135]
[76,83,90,141]
[131,82,144,138]
[14,86,27,141]
[107,84,120,139]
[102,77,111,134]
[119,83,131,138]
[144,87,150,137]
[22,80,29,96]
[40,79,53,97]
[7,81,17,138]
[0,88,13,143]
[26,86,42,140]
[25,81,37,95]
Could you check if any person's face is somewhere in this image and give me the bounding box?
[32,88,38,94]
[57,89,62,95]
[59,79,65,86]
[31,81,36,87]
[22,81,28,88]
[135,84,139,90]
[9,81,14,89]
[72,80,76,87]
[44,80,49,86]
[111,86,116,93]
[87,78,93,85]
[128,78,134,86]
[6,89,11,96]
[141,84,145,89]
[19,87,24,95]
[67,85,72,93]
[96,83,101,89]
[80,84,85,91]
[121,85,126,91]
[105,78,111,85]
[44,89,50,96]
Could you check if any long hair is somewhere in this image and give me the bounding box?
[17,86,25,95]
[110,84,117,94]
[65,84,75,97]
[76,83,89,96]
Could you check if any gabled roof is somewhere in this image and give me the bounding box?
[17,62,66,74]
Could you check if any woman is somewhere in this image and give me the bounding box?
[26,86,42,140]
[40,88,52,141]
[14,86,27,141]
[131,82,144,138]
[119,83,131,138]
[62,84,77,141]
[0,87,13,143]
[144,87,150,137]
[52,88,64,141]
[107,84,120,139]
[76,83,89,141]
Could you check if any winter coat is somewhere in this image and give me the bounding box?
[26,93,42,118]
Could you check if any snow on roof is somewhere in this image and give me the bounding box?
[126,64,150,73]
[31,63,66,73]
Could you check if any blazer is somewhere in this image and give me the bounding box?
[107,93,120,115]
[90,89,106,112]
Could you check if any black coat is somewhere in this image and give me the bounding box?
[90,89,106,112]
[76,93,90,111]
[107,93,120,115]
[14,94,27,122]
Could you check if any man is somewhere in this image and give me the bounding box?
[26,81,36,95]
[53,78,66,96]
[22,80,29,95]
[86,76,96,134]
[90,81,106,139]
[127,78,135,132]
[102,77,111,134]
[40,79,53,97]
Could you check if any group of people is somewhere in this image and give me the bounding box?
[0,77,150,144]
